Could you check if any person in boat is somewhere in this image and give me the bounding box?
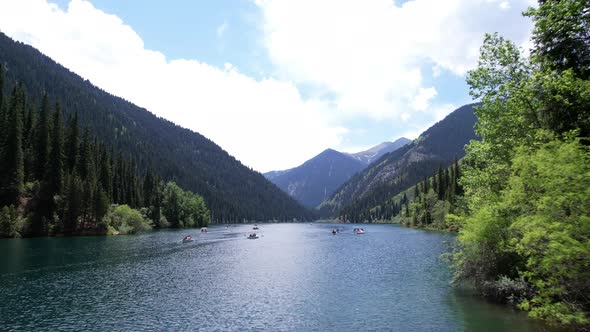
[332,229,337,235]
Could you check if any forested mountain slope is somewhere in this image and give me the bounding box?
[319,104,478,217]
[0,32,310,222]
[264,149,366,208]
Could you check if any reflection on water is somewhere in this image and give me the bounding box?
[0,223,552,331]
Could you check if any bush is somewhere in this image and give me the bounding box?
[108,205,151,235]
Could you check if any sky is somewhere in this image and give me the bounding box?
[0,0,535,172]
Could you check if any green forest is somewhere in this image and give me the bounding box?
[335,0,589,327]
[0,32,312,223]
[451,0,589,327]
[0,73,210,237]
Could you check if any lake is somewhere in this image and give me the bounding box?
[0,223,552,331]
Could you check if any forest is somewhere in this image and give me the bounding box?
[451,0,589,327]
[0,72,210,237]
[336,0,589,327]
[0,32,312,223]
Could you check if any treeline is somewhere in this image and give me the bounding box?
[0,70,209,238]
[451,0,590,328]
[398,160,463,230]
[338,160,464,230]
[336,158,457,222]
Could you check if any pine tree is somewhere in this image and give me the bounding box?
[65,112,79,174]
[437,166,445,200]
[0,85,25,205]
[23,105,36,182]
[45,103,64,197]
[78,128,91,180]
[34,94,51,179]
[98,146,113,200]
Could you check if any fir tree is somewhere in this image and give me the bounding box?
[65,112,79,174]
[34,94,51,179]
[0,85,25,205]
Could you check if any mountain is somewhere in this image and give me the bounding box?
[346,138,411,164]
[264,139,410,208]
[264,149,365,208]
[319,104,478,218]
[0,32,311,222]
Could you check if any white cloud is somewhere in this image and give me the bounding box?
[256,0,533,119]
[0,0,345,172]
[411,87,437,111]
[0,0,535,172]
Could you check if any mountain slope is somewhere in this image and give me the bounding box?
[319,104,478,217]
[0,32,311,222]
[346,138,411,164]
[265,149,365,208]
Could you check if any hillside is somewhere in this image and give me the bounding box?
[318,104,478,217]
[0,32,311,222]
[264,149,365,208]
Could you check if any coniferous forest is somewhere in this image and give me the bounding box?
[0,32,312,224]
[0,67,211,237]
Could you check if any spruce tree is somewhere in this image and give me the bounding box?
[45,103,64,197]
[34,94,51,179]
[65,112,79,174]
[0,85,25,205]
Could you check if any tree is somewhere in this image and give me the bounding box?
[65,112,79,174]
[0,85,25,205]
[526,0,590,79]
[45,103,64,198]
[454,0,590,327]
[34,94,51,179]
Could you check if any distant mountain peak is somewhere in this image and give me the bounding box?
[263,138,410,208]
[346,137,411,165]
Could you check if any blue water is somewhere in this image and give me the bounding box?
[0,223,550,331]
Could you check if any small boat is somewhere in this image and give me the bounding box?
[200,227,208,233]
[182,235,194,243]
[247,233,259,239]
[353,228,366,234]
[253,224,259,230]
[332,229,337,235]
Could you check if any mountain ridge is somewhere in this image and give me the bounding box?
[264,140,409,208]
[0,32,311,222]
[318,104,479,218]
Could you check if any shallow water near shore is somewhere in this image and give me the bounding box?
[0,223,552,331]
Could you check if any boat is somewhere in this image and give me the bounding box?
[200,227,208,233]
[353,228,366,234]
[182,235,194,243]
[332,229,337,235]
[252,224,259,230]
[247,233,259,239]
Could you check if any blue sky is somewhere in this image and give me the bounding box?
[0,0,534,172]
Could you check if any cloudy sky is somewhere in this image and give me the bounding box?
[0,0,535,172]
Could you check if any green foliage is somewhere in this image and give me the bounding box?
[455,1,590,327]
[525,0,590,79]
[0,205,23,238]
[163,182,209,228]
[107,204,151,234]
[507,139,590,325]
